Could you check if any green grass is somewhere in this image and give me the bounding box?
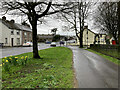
[1,47,73,88]
[87,49,120,65]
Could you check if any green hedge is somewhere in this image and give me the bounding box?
[90,44,120,59]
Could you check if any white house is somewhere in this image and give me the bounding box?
[0,16,32,47]
[77,26,106,46]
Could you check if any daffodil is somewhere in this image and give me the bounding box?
[15,57,18,59]
[21,56,24,59]
[4,57,7,59]
[25,56,27,58]
[16,60,18,62]
[0,64,2,66]
[6,60,8,62]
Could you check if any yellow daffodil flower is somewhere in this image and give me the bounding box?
[6,60,8,62]
[21,56,24,59]
[25,56,27,58]
[16,60,18,62]
[15,57,18,59]
[0,64,2,66]
[4,57,7,59]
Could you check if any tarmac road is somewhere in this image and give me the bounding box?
[69,46,119,88]
[0,43,51,58]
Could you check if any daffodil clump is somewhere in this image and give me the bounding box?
[1,55,29,72]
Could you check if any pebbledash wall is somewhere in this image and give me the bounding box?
[0,21,22,46]
[0,17,32,47]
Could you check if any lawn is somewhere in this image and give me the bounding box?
[1,47,73,88]
[87,49,120,65]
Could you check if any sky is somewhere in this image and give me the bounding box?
[0,14,76,36]
[0,0,115,35]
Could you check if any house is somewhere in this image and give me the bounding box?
[77,26,106,46]
[0,16,32,47]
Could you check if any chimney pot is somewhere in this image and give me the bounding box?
[2,16,6,21]
[10,20,15,23]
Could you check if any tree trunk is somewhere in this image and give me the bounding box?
[32,19,40,58]
[80,31,83,48]
[118,1,120,45]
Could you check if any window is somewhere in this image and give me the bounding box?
[17,38,20,45]
[24,39,27,43]
[17,30,20,35]
[24,32,27,38]
[5,38,7,44]
[11,30,14,35]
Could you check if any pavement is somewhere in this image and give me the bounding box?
[0,43,51,58]
[69,46,119,88]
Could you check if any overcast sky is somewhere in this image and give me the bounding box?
[0,14,77,36]
[1,0,118,35]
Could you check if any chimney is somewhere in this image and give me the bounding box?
[2,16,6,21]
[84,26,88,29]
[10,19,15,23]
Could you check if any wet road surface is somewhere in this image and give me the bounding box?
[0,43,51,58]
[69,46,119,88]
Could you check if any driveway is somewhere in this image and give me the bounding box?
[0,43,51,58]
[69,46,119,88]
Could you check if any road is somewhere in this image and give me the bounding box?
[69,46,119,88]
[0,43,51,58]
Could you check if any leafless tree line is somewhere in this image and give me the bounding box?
[94,1,120,45]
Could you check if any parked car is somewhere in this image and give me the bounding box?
[67,40,76,43]
[23,42,33,47]
[45,41,51,44]
[0,43,3,47]
[60,41,65,46]
[50,42,56,47]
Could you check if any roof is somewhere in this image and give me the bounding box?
[37,34,53,39]
[87,29,106,35]
[0,19,32,32]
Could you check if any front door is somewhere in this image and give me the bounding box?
[11,38,14,47]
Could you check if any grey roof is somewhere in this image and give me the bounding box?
[0,19,32,32]
[37,34,53,39]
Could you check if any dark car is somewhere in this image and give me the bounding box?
[60,41,65,46]
[45,41,51,44]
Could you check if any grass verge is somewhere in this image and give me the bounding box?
[2,47,73,88]
[87,49,120,65]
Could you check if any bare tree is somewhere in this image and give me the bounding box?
[1,0,74,58]
[118,1,120,45]
[51,28,57,36]
[59,1,92,48]
[94,2,119,44]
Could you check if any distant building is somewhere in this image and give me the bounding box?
[37,34,53,42]
[0,16,32,47]
[77,26,106,46]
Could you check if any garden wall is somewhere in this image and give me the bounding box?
[90,44,120,59]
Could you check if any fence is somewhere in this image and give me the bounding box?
[90,44,120,59]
